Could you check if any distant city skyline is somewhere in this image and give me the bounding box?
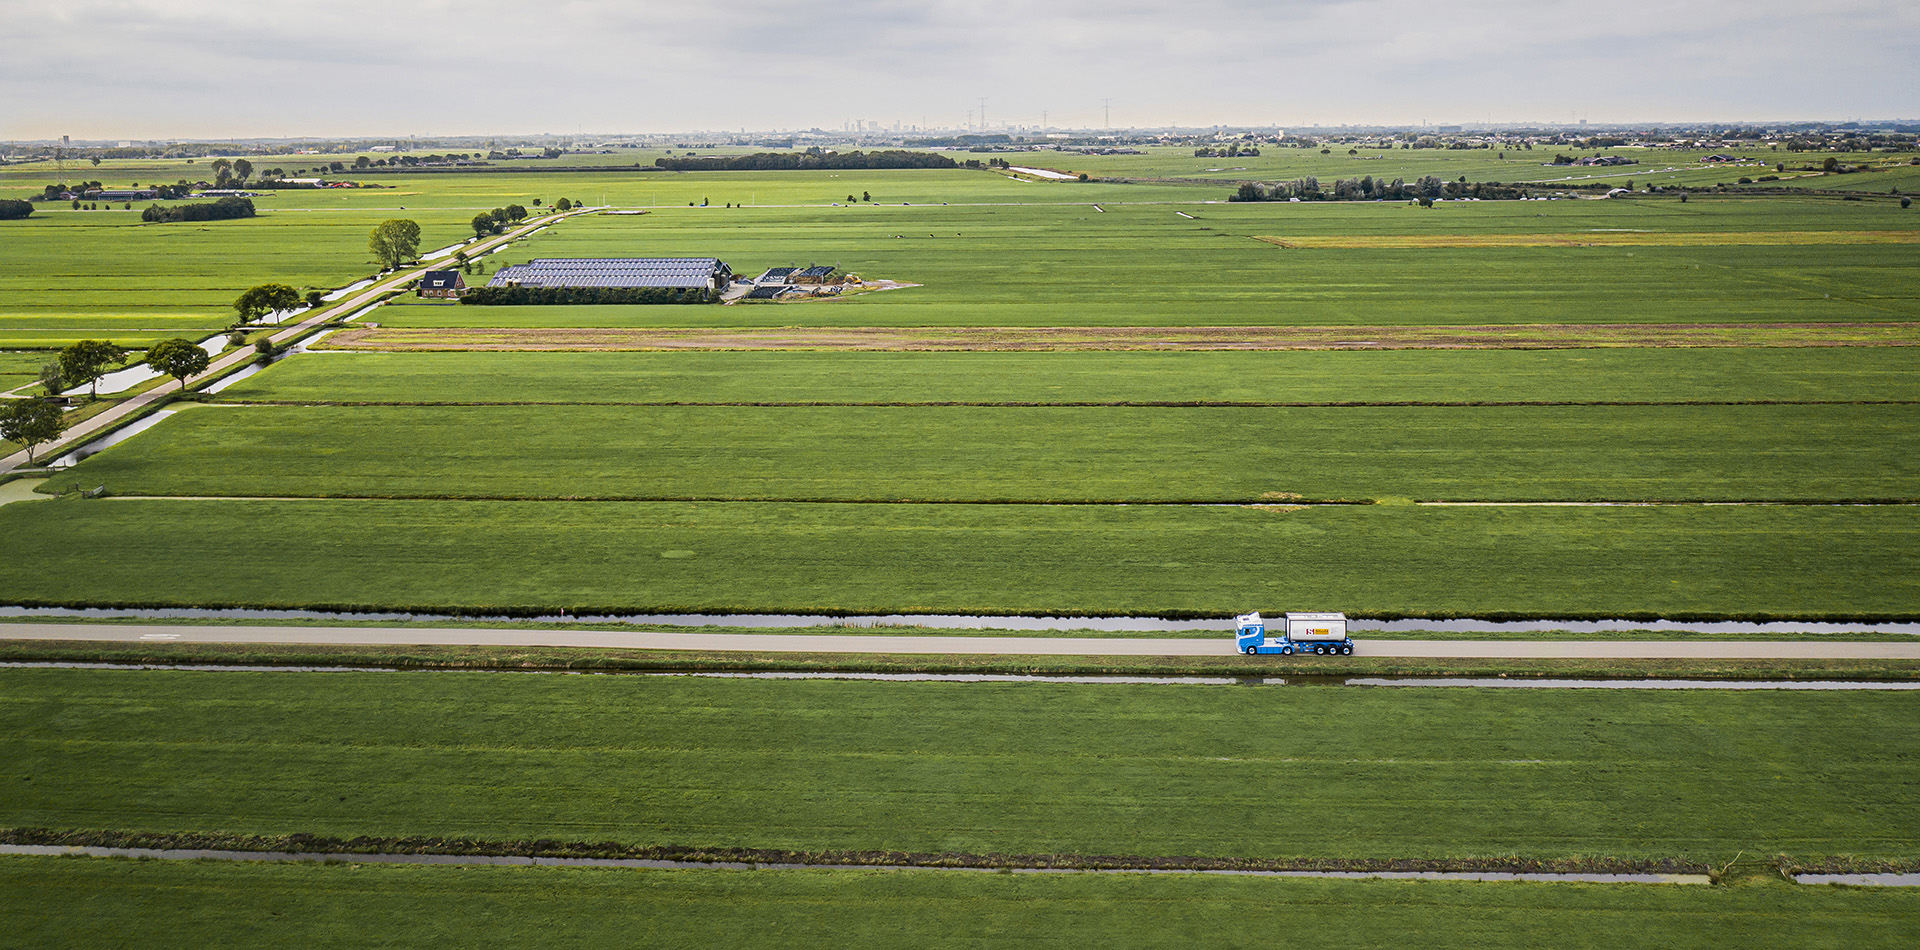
[4,0,1915,141]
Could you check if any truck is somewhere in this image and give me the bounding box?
[1235,611,1354,656]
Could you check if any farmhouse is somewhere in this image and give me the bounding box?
[417,270,468,298]
[488,258,733,291]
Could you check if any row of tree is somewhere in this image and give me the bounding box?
[654,150,957,171]
[461,286,717,306]
[1231,175,1530,203]
[470,205,529,237]
[141,197,256,223]
[3,338,215,463]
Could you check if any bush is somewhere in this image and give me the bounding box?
[0,198,31,220]
[141,197,255,223]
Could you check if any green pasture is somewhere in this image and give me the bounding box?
[1751,163,1920,195]
[4,669,1917,861]
[0,499,1912,616]
[1043,144,1881,187]
[44,402,1919,503]
[6,858,1913,950]
[378,199,1920,328]
[6,168,1914,337]
[0,163,1207,211]
[0,351,48,381]
[0,207,474,348]
[222,348,1920,405]
[7,147,1905,212]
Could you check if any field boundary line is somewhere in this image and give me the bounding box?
[321,322,1920,353]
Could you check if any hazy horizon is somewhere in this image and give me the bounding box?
[4,0,1916,141]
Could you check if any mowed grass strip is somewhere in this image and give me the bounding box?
[224,349,1920,405]
[42,403,1920,503]
[0,500,1914,617]
[3,669,1918,861]
[1254,230,1920,249]
[8,859,1916,950]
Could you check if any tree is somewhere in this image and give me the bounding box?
[504,204,527,222]
[555,198,572,211]
[0,398,64,463]
[38,360,65,395]
[210,158,232,179]
[145,338,210,392]
[304,289,325,308]
[0,199,31,220]
[59,340,129,399]
[232,283,301,325]
[232,158,253,181]
[368,218,422,270]
[471,212,500,238]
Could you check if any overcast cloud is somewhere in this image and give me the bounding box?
[3,0,1915,139]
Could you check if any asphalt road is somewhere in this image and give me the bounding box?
[2,623,1917,658]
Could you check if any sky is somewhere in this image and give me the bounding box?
[3,0,1916,140]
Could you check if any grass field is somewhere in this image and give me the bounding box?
[0,499,1913,617]
[0,207,475,350]
[7,857,1915,950]
[40,402,1920,502]
[361,200,1919,329]
[5,168,1914,346]
[221,348,1920,404]
[4,669,1916,860]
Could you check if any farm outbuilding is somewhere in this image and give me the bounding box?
[487,258,733,291]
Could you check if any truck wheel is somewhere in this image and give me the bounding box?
[1312,644,1326,655]
[1342,644,1354,655]
[1244,645,1257,655]
[1280,645,1293,656]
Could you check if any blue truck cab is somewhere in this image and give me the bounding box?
[1236,611,1355,656]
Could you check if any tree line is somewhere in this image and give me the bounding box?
[141,197,256,223]
[3,338,215,464]
[470,205,529,237]
[654,150,957,171]
[461,286,717,306]
[1230,176,1531,203]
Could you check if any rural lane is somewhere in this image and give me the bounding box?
[0,209,592,476]
[2,623,1917,659]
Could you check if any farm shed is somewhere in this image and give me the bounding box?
[417,270,468,298]
[488,258,733,291]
